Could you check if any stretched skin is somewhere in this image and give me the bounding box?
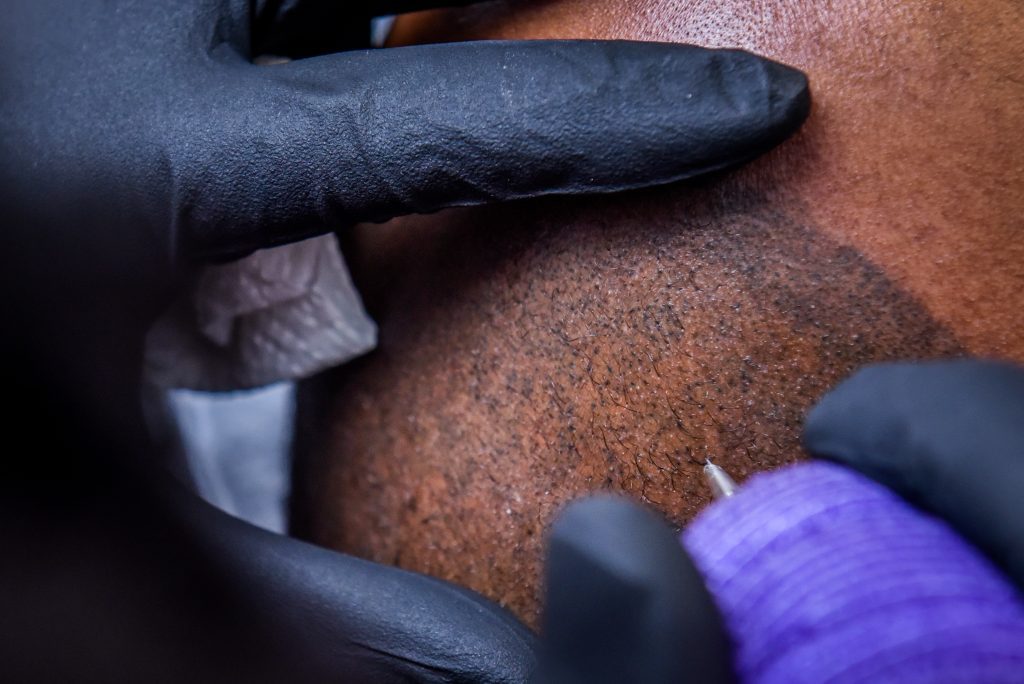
[294,0,1024,626]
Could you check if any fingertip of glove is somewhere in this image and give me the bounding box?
[802,361,921,449]
[694,48,811,130]
[762,58,811,127]
[661,46,812,167]
[548,496,672,577]
[802,358,1024,458]
[534,496,734,684]
[802,362,919,487]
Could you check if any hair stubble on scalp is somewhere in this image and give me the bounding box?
[292,172,964,626]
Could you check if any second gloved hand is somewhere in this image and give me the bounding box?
[532,359,1024,683]
[803,359,1024,589]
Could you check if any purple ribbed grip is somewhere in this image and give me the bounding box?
[682,462,1024,683]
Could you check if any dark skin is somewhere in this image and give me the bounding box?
[294,0,1024,627]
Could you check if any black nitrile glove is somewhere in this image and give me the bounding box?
[1,409,536,684]
[803,359,1024,590]
[531,361,1024,684]
[1,1,809,681]
[532,496,735,684]
[1,0,809,279]
[1,0,810,456]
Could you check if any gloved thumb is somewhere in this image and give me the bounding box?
[533,495,734,684]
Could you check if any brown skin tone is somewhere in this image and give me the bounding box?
[292,1,1024,627]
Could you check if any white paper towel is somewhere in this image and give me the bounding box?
[145,233,377,391]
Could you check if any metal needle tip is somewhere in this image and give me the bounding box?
[703,458,738,500]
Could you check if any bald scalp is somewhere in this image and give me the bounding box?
[293,0,1022,626]
[295,181,960,625]
[388,0,1024,358]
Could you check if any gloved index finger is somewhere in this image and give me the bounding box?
[180,40,809,261]
[803,359,1024,589]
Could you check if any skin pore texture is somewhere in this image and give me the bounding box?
[293,0,1024,627]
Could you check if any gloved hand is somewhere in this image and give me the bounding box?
[1,0,809,290]
[1,0,811,454]
[531,359,1024,683]
[531,497,735,684]
[1,1,810,681]
[1,419,537,684]
[531,468,1024,684]
[803,358,1024,589]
